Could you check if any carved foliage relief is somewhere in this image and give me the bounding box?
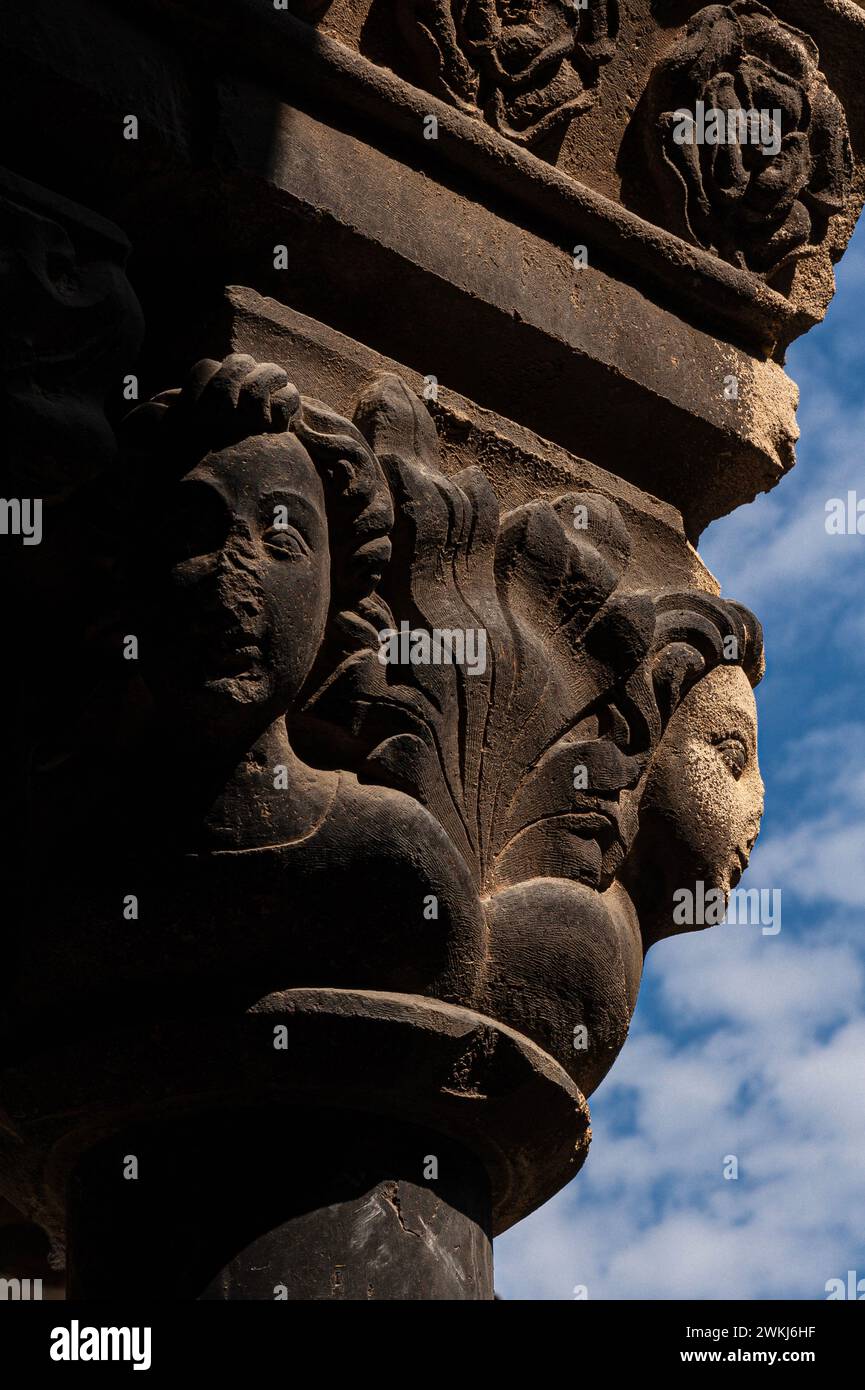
[20,356,761,1100]
[395,0,620,148]
[637,2,852,279]
[7,341,764,1115]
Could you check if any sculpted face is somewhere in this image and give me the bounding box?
[622,663,765,947]
[139,432,331,725]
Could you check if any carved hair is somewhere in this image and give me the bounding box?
[625,589,764,759]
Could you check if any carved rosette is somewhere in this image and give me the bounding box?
[636,1,852,281]
[396,0,619,149]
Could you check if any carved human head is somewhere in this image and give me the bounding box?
[121,355,393,731]
[621,599,765,948]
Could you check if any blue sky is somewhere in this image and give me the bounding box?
[496,224,865,1300]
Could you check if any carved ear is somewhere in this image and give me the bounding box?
[294,396,394,603]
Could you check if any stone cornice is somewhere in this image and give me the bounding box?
[131,0,865,355]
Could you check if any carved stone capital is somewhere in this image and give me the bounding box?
[1,0,863,1302]
[1,348,764,1246]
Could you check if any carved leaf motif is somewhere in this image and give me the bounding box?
[301,373,762,899]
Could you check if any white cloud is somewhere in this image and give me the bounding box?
[751,816,865,908]
[495,928,865,1300]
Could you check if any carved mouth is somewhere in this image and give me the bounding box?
[203,633,264,678]
[161,620,265,681]
[209,645,262,677]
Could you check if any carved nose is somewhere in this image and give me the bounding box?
[214,525,257,579]
[211,525,265,623]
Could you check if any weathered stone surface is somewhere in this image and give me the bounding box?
[0,992,590,1241]
[1,0,863,1302]
[394,0,620,149]
[269,0,865,330]
[631,3,853,283]
[0,0,847,529]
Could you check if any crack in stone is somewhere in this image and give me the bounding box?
[383,1181,421,1239]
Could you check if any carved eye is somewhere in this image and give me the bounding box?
[262,525,308,560]
[714,734,748,780]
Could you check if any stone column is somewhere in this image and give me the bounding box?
[67,1109,495,1300]
[1,0,864,1299]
